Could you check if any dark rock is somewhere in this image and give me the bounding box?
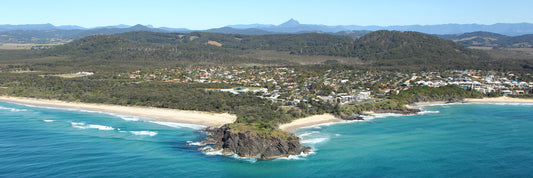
[205,124,311,160]
[373,108,421,115]
[337,114,364,120]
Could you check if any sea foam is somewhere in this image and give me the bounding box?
[418,110,440,115]
[129,131,158,137]
[186,141,204,146]
[275,150,315,161]
[0,106,27,112]
[71,122,114,131]
[300,137,329,144]
[150,121,206,130]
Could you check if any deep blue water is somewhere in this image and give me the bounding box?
[0,102,532,177]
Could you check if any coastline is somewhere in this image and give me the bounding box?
[3,95,532,132]
[278,114,343,132]
[463,96,533,103]
[0,96,236,127]
[281,96,533,132]
[409,96,533,107]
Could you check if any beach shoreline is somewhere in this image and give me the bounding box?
[278,114,343,132]
[463,96,533,103]
[408,96,533,107]
[0,96,236,127]
[281,96,533,132]
[3,95,532,132]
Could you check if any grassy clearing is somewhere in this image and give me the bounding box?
[49,73,90,78]
[0,43,61,50]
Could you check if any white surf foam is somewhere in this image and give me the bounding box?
[300,137,329,144]
[489,103,533,106]
[0,106,27,112]
[228,153,258,163]
[106,113,143,122]
[71,122,114,131]
[43,120,55,122]
[276,150,315,161]
[418,110,440,115]
[201,146,223,156]
[120,116,140,121]
[150,121,206,130]
[186,141,204,146]
[71,122,85,128]
[199,146,257,162]
[129,131,158,137]
[297,132,314,137]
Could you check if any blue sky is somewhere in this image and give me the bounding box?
[1,0,532,29]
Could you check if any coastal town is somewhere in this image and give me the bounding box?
[118,65,533,105]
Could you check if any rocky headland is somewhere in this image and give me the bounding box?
[203,123,311,160]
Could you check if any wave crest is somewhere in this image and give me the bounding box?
[129,131,158,136]
[0,106,27,112]
[150,121,205,130]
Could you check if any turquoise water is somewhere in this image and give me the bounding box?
[0,102,532,177]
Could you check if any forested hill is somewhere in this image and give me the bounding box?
[352,31,489,66]
[44,30,490,69]
[440,31,533,48]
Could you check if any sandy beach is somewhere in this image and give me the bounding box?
[278,114,342,132]
[2,95,532,132]
[0,96,236,127]
[464,96,533,103]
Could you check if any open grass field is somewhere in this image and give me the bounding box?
[0,43,61,50]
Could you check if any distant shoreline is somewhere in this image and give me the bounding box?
[463,96,533,104]
[281,96,533,132]
[0,96,236,128]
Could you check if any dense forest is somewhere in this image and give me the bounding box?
[440,31,533,48]
[28,30,531,72]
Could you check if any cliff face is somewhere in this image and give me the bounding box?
[206,124,311,160]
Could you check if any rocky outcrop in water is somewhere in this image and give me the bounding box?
[205,124,311,160]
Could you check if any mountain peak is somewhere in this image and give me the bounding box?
[130,24,151,30]
[280,18,300,27]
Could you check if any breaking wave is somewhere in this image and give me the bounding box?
[129,131,158,137]
[150,121,206,130]
[71,122,114,131]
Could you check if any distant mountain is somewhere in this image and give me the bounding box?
[94,24,132,29]
[159,27,191,32]
[0,24,168,44]
[204,27,275,35]
[2,20,533,45]
[227,19,533,36]
[232,19,350,33]
[279,18,300,27]
[0,23,57,31]
[56,25,86,30]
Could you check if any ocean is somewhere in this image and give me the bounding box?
[0,102,532,177]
